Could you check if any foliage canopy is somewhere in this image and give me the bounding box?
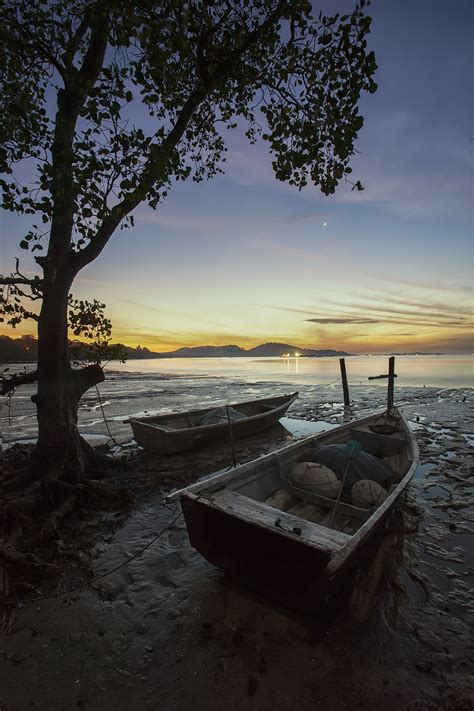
[0,0,377,470]
[1,0,376,273]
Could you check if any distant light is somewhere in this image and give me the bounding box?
[323,222,327,227]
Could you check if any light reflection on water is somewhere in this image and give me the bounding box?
[106,354,473,388]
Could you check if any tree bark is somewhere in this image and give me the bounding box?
[32,275,104,482]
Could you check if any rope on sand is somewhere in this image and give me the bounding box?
[1,506,184,607]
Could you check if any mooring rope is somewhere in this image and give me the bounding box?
[94,384,119,446]
[1,505,184,607]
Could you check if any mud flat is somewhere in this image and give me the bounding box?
[1,377,473,710]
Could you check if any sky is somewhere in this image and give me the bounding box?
[1,0,473,354]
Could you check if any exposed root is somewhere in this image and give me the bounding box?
[3,470,36,493]
[1,442,135,604]
[32,495,78,544]
[4,546,61,577]
[80,436,118,473]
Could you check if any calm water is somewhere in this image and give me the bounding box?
[106,354,473,388]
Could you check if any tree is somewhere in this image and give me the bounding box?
[0,0,377,482]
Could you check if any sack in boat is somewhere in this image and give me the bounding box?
[310,444,392,489]
[290,462,341,498]
[198,406,247,426]
[351,479,388,509]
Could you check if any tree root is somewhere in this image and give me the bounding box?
[3,469,36,493]
[4,545,61,577]
[1,441,136,603]
[80,436,118,473]
[32,495,78,544]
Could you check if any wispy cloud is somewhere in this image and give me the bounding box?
[305,317,380,324]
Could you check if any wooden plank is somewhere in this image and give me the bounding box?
[309,507,328,524]
[334,515,351,532]
[285,481,373,521]
[264,488,296,512]
[206,490,351,553]
[286,501,326,524]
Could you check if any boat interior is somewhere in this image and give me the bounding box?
[134,395,293,430]
[196,412,411,544]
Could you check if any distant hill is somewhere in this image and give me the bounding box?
[164,344,245,358]
[0,335,350,362]
[163,342,350,358]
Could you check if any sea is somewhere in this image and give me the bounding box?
[105,354,473,389]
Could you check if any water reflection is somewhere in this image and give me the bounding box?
[283,354,299,374]
[105,354,473,388]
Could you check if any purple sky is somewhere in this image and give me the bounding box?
[1,0,472,353]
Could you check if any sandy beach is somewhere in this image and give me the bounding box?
[1,372,473,710]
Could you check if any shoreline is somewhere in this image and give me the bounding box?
[1,377,472,709]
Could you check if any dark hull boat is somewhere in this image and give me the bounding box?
[130,392,298,455]
[170,408,418,611]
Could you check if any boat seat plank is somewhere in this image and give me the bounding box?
[205,490,351,553]
[285,481,372,521]
[308,507,329,525]
[286,501,327,524]
[334,515,351,532]
[264,488,297,512]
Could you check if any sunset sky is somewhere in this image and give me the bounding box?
[1,0,472,354]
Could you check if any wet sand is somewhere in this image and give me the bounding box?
[1,377,473,710]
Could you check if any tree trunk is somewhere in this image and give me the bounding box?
[32,276,104,482]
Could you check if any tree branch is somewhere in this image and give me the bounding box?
[71,363,104,398]
[70,2,288,274]
[0,277,43,286]
[48,7,110,266]
[1,370,38,396]
[62,7,92,68]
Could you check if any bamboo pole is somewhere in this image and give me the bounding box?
[339,358,350,407]
[387,356,395,410]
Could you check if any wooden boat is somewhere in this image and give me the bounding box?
[129,392,298,454]
[368,373,398,380]
[169,408,418,611]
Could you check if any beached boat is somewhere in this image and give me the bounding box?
[129,392,298,454]
[169,408,418,611]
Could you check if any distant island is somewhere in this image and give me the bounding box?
[161,342,350,358]
[388,352,444,356]
[0,335,350,362]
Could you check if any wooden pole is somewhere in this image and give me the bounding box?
[329,440,361,528]
[328,458,351,528]
[387,356,395,410]
[226,405,237,468]
[339,358,350,407]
